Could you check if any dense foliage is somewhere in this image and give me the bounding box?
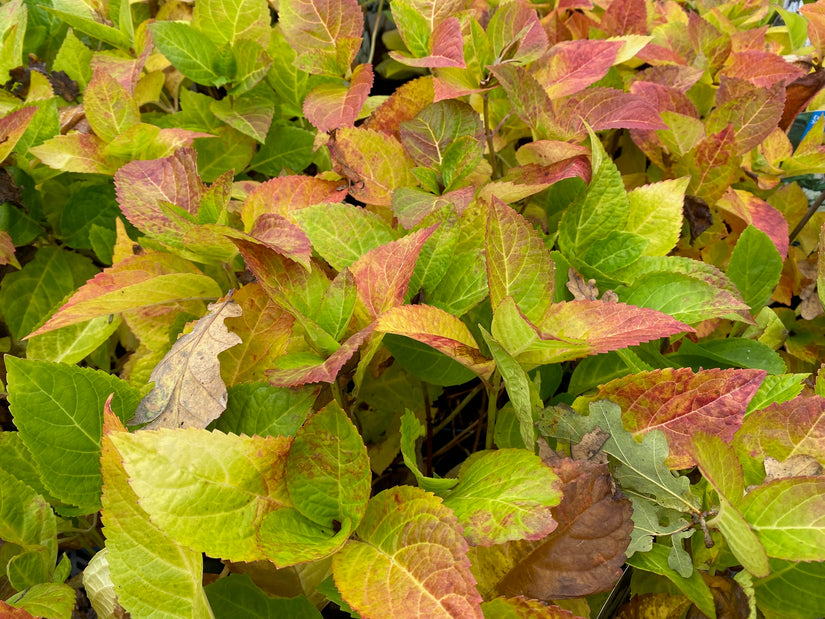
[2,0,825,615]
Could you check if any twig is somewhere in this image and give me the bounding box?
[367,0,385,66]
[482,94,500,180]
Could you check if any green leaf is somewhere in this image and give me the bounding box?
[84,69,141,142]
[539,401,700,513]
[149,21,223,86]
[689,433,770,578]
[193,0,270,46]
[211,95,274,143]
[486,198,555,324]
[26,315,122,365]
[481,327,538,448]
[4,583,76,619]
[258,507,352,567]
[206,574,323,618]
[250,123,315,175]
[215,382,318,437]
[15,100,59,154]
[266,26,319,117]
[727,226,783,313]
[745,373,808,414]
[740,477,825,561]
[101,413,213,618]
[625,178,689,257]
[443,449,561,546]
[0,246,96,340]
[384,334,478,386]
[195,126,257,182]
[626,543,716,619]
[581,230,648,273]
[315,269,357,341]
[0,202,44,247]
[0,467,56,589]
[6,357,141,512]
[45,8,132,49]
[627,496,691,557]
[332,485,483,617]
[754,558,825,619]
[287,402,371,529]
[0,432,53,501]
[391,0,430,57]
[293,203,396,271]
[113,428,292,561]
[668,337,786,375]
[400,409,458,492]
[229,39,273,95]
[59,182,120,250]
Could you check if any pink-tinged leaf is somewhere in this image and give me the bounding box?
[220,283,294,386]
[533,40,623,99]
[598,367,766,469]
[115,147,204,243]
[599,0,646,35]
[629,81,699,117]
[249,214,313,269]
[486,0,548,64]
[333,486,483,618]
[715,189,789,259]
[734,396,825,483]
[488,64,555,139]
[278,0,364,77]
[486,198,555,324]
[364,76,435,137]
[392,185,474,229]
[91,54,143,92]
[400,99,484,170]
[553,88,667,139]
[687,11,730,74]
[350,226,436,319]
[375,304,495,379]
[0,230,20,269]
[635,42,686,65]
[27,252,223,337]
[0,106,37,161]
[30,133,118,174]
[241,175,347,232]
[479,159,590,204]
[515,141,590,167]
[673,126,740,206]
[84,68,141,142]
[706,78,786,156]
[304,63,374,133]
[801,1,825,54]
[723,51,805,88]
[266,325,374,387]
[481,598,583,618]
[391,18,465,68]
[329,127,417,206]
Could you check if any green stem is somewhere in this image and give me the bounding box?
[485,373,502,449]
[482,94,500,180]
[367,0,385,66]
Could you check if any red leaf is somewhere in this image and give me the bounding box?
[536,300,693,357]
[688,12,730,74]
[488,64,555,139]
[0,230,19,269]
[392,185,474,229]
[0,602,36,618]
[553,88,667,139]
[303,63,374,132]
[115,147,204,242]
[723,51,805,88]
[599,0,646,35]
[0,106,37,160]
[364,76,434,137]
[673,126,740,206]
[707,77,786,155]
[266,325,374,386]
[599,367,766,469]
[249,213,313,268]
[497,457,633,599]
[715,188,789,259]
[734,395,825,475]
[487,0,548,63]
[635,42,687,65]
[629,81,698,117]
[350,226,436,319]
[780,69,825,132]
[632,65,704,92]
[480,159,590,204]
[534,40,623,99]
[241,175,347,231]
[390,18,465,68]
[800,1,825,54]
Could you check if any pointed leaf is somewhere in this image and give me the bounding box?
[723,51,805,88]
[390,17,465,68]
[29,133,118,175]
[534,40,622,98]
[350,226,435,319]
[727,226,783,313]
[7,357,141,512]
[220,283,294,385]
[486,0,548,64]
[444,449,561,547]
[286,402,371,529]
[113,427,292,561]
[400,100,483,171]
[211,95,274,143]
[753,559,825,619]
[716,189,789,259]
[333,486,483,618]
[0,106,37,161]
[304,63,373,132]
[553,89,666,139]
[149,21,222,86]
[400,409,459,492]
[487,198,555,324]
[625,178,688,257]
[597,368,766,469]
[292,203,396,271]
[2,584,76,619]
[376,304,495,379]
[673,126,740,206]
[739,477,825,561]
[84,68,140,142]
[706,78,786,155]
[241,174,347,231]
[278,0,363,76]
[329,127,416,206]
[193,0,270,46]
[129,299,242,429]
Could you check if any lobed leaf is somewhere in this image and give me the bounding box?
[333,485,483,618]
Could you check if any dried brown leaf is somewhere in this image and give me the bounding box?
[566,268,599,301]
[764,454,824,482]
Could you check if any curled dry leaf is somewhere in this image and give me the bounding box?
[566,268,599,301]
[129,297,243,429]
[763,454,824,482]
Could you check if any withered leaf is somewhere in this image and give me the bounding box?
[571,428,609,462]
[780,68,825,132]
[496,457,633,600]
[683,195,713,242]
[129,297,243,430]
[685,574,749,619]
[566,268,599,301]
[763,454,824,482]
